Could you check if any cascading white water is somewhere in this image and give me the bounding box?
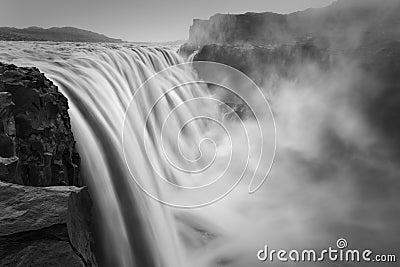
[2,41,400,267]
[48,47,216,267]
[45,47,197,267]
[2,43,218,266]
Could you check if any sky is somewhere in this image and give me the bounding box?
[0,0,334,42]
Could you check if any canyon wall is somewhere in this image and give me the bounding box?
[188,0,400,48]
[182,0,400,156]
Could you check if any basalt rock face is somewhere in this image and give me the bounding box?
[185,0,400,80]
[188,0,400,47]
[189,12,291,46]
[0,62,81,186]
[0,62,96,266]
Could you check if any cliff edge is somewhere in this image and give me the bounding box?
[188,0,400,48]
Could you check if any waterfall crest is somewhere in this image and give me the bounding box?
[5,45,211,267]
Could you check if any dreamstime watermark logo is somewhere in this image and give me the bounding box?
[257,238,397,263]
[122,61,276,208]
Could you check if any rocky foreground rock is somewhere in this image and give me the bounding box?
[0,181,83,266]
[0,62,81,186]
[0,63,97,266]
[0,181,98,266]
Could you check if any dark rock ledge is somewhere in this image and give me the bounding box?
[0,63,97,266]
[0,62,81,187]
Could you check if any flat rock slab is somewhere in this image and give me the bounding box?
[0,181,81,236]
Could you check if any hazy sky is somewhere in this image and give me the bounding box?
[1,0,334,42]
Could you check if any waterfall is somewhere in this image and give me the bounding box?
[53,47,214,267]
[50,48,190,267]
[3,44,216,267]
[2,40,398,267]
[0,42,278,267]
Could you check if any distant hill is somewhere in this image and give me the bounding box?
[0,26,124,43]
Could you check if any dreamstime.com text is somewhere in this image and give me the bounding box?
[257,238,397,263]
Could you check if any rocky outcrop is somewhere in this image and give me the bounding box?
[189,12,291,46]
[184,0,400,84]
[188,0,400,48]
[0,181,84,266]
[184,0,400,159]
[183,0,400,153]
[0,63,88,265]
[0,62,81,186]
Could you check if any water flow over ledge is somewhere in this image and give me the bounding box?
[2,44,206,266]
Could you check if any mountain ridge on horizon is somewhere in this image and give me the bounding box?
[0,26,125,43]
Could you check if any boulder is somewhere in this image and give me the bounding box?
[0,62,81,186]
